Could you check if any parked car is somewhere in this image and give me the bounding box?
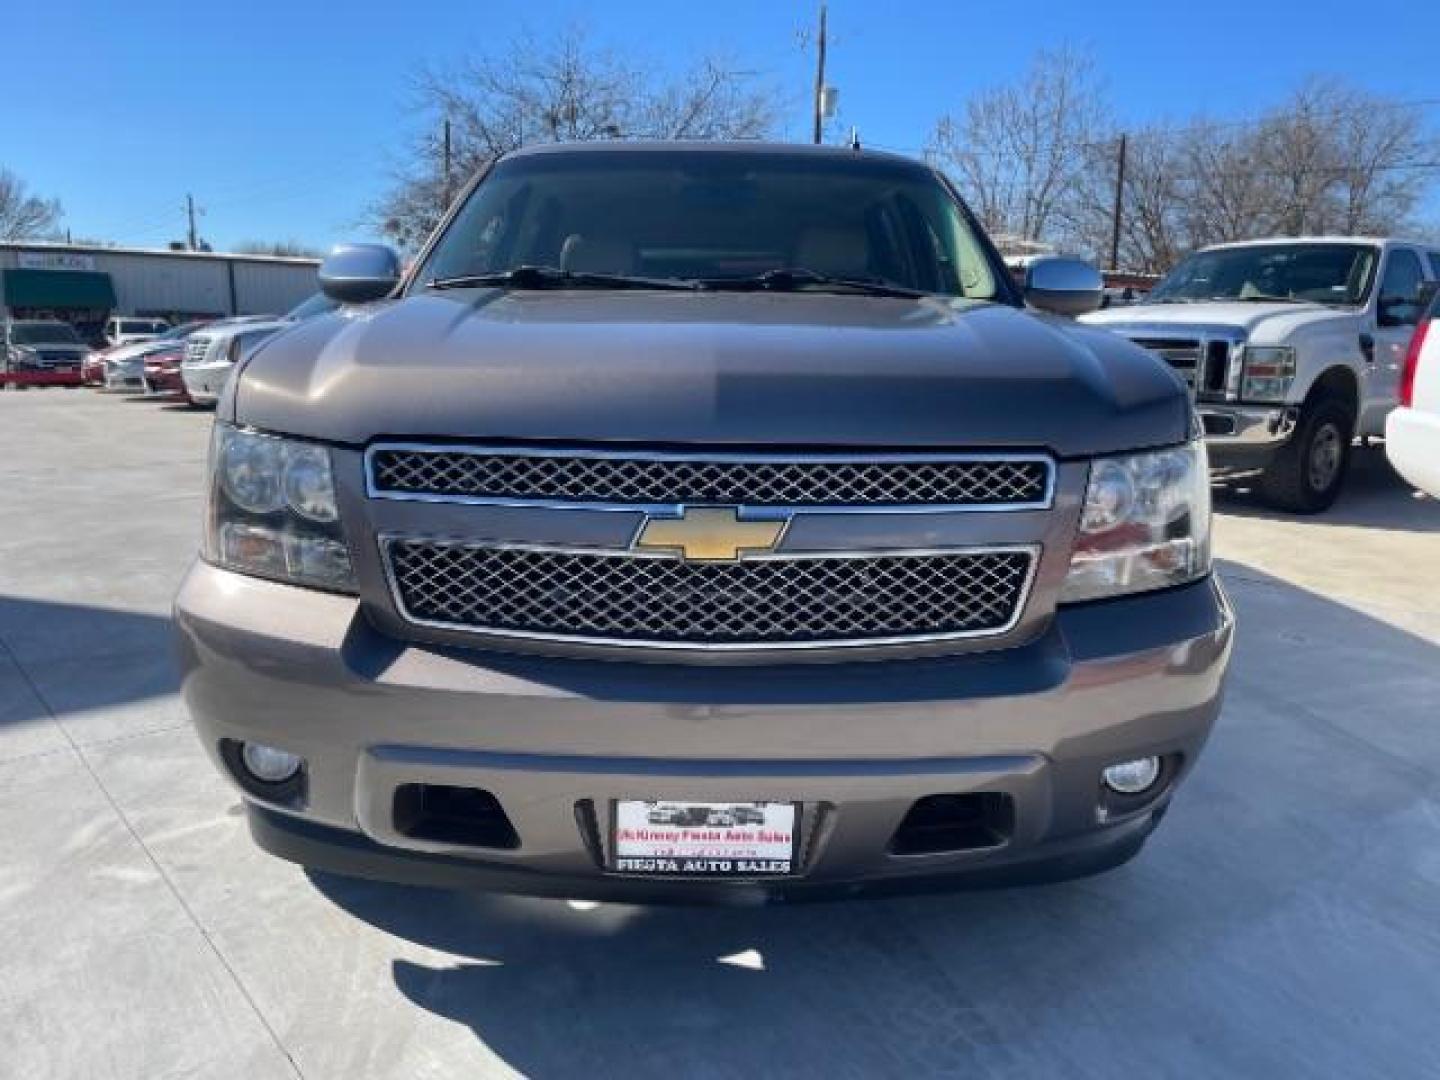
[1386,287,1440,497]
[179,299,333,407]
[180,320,289,407]
[2,319,90,387]
[104,315,171,347]
[102,319,214,391]
[81,347,108,386]
[141,343,189,400]
[1082,237,1440,513]
[174,142,1233,903]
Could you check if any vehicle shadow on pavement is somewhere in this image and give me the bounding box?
[0,595,177,729]
[305,558,1440,1079]
[1213,443,1440,533]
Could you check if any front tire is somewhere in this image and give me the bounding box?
[1259,398,1353,513]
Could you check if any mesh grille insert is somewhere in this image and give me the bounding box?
[386,541,1034,646]
[370,449,1051,508]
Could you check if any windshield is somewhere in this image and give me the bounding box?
[415,149,1002,299]
[1148,243,1379,306]
[285,293,338,321]
[159,320,206,340]
[10,322,83,345]
[118,319,167,334]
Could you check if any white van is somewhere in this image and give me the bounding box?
[104,316,170,347]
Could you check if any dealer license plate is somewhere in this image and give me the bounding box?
[611,800,799,877]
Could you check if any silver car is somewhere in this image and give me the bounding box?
[174,143,1232,903]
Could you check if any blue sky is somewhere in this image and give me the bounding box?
[6,0,1437,252]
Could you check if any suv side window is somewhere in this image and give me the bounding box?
[1428,252,1440,279]
[1378,249,1426,327]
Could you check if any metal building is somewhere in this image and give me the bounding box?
[0,242,319,343]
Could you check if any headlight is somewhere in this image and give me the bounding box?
[1061,440,1212,603]
[205,424,355,592]
[1240,346,1295,403]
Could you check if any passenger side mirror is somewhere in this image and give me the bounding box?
[318,244,402,304]
[1023,257,1104,317]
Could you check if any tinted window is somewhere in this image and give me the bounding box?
[230,328,279,363]
[416,150,1001,300]
[119,319,165,334]
[10,322,83,345]
[1149,243,1379,306]
[1379,249,1426,326]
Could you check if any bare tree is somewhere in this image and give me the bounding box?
[930,51,1437,274]
[375,28,776,250]
[928,48,1108,244]
[0,169,63,240]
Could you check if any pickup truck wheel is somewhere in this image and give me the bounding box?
[1258,398,1353,514]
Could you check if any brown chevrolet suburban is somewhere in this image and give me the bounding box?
[173,142,1233,903]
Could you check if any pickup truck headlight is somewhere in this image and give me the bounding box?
[1061,440,1212,603]
[1240,346,1295,403]
[204,424,355,592]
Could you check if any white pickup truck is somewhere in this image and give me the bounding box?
[1083,238,1440,512]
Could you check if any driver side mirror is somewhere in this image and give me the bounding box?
[1023,257,1104,317]
[318,243,402,304]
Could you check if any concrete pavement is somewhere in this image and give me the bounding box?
[2,391,1438,1079]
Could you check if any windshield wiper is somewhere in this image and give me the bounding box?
[426,266,702,292]
[699,267,929,299]
[1229,294,1308,304]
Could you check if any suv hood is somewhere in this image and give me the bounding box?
[232,290,1189,458]
[1082,300,1356,341]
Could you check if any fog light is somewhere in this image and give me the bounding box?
[1102,756,1162,795]
[240,742,303,784]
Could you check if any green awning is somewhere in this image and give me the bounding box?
[2,268,117,310]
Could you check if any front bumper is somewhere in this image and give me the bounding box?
[1198,403,1298,471]
[181,362,231,404]
[175,563,1234,902]
[144,368,188,398]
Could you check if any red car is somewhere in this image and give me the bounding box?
[82,346,112,386]
[142,344,190,401]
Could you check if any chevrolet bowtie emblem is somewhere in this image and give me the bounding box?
[635,507,786,561]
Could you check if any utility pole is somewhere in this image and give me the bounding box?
[442,118,453,212]
[1108,134,1128,273]
[811,3,828,145]
[186,193,199,252]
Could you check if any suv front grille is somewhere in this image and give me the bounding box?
[184,336,211,366]
[384,540,1036,649]
[1132,337,1232,400]
[368,447,1052,508]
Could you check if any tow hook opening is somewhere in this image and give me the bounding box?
[393,783,521,850]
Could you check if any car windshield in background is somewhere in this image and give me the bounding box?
[415,149,1001,300]
[1148,243,1379,306]
[284,293,338,321]
[10,322,83,345]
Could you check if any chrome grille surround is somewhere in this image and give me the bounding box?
[366,445,1055,512]
[1111,324,1247,404]
[381,537,1040,652]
